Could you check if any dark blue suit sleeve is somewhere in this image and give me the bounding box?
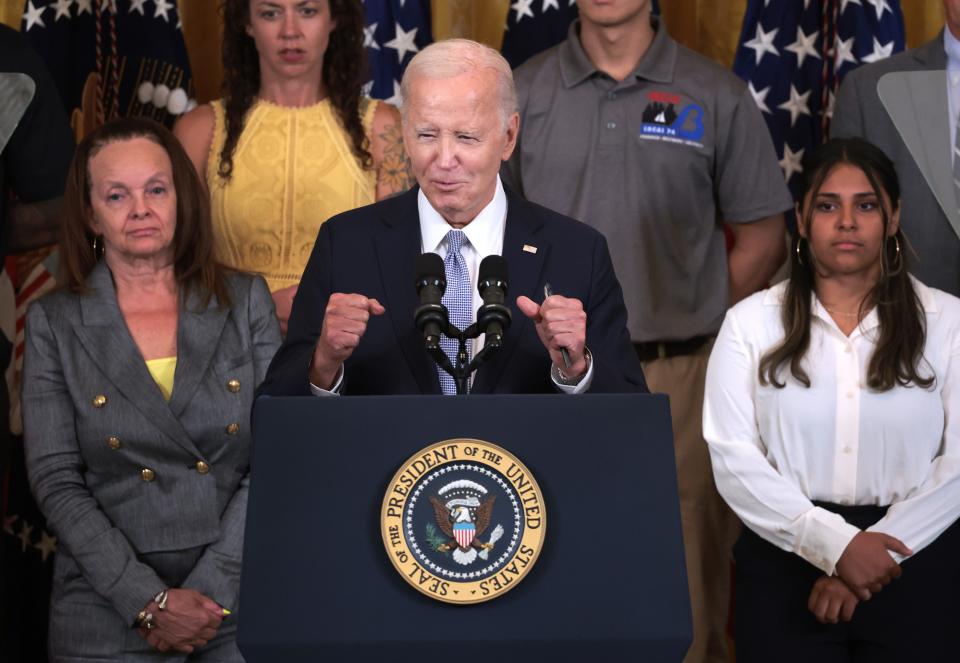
[0,25,73,205]
[257,221,334,397]
[583,231,648,393]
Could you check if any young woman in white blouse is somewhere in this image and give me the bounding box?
[703,137,960,662]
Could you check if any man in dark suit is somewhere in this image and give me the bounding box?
[1,23,74,661]
[832,3,960,295]
[259,39,645,397]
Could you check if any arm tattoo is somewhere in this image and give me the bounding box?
[377,122,417,195]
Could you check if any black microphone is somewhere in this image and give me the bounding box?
[414,253,448,351]
[477,255,512,347]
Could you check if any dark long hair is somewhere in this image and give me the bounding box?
[758,137,932,391]
[61,117,230,308]
[218,0,370,180]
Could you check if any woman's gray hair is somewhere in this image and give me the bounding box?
[399,38,518,128]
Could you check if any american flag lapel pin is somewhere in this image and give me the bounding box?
[522,244,538,254]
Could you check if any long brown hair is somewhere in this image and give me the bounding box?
[61,117,231,308]
[218,0,371,180]
[758,137,932,391]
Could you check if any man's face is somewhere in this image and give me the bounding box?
[576,0,651,29]
[946,0,960,39]
[402,69,519,227]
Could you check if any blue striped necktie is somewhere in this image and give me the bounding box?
[439,229,472,394]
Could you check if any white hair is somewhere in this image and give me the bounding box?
[399,38,518,128]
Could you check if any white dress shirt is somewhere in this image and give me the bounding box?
[703,279,960,575]
[311,176,592,394]
[418,176,508,359]
[945,28,960,161]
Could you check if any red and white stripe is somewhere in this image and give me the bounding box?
[9,253,58,435]
[454,526,475,549]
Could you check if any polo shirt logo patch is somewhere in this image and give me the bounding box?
[639,91,705,148]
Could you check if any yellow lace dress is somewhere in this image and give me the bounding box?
[206,98,378,292]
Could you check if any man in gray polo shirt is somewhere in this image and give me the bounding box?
[505,2,792,661]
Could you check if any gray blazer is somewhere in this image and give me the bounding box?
[832,32,960,296]
[22,262,280,634]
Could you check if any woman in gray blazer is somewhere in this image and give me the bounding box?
[22,118,281,661]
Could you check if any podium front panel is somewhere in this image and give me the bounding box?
[241,394,690,662]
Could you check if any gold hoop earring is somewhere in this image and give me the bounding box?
[92,234,104,260]
[889,235,902,274]
[795,237,806,267]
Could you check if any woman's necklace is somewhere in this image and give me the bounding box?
[824,307,861,318]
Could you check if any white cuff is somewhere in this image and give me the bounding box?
[794,506,862,574]
[309,365,344,396]
[551,348,594,394]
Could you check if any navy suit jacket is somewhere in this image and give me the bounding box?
[258,185,646,396]
[832,34,960,295]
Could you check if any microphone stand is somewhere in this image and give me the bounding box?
[428,322,504,395]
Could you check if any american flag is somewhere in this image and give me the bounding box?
[501,0,659,69]
[20,0,195,130]
[733,0,905,198]
[363,0,432,105]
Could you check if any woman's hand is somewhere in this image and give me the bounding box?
[272,285,298,337]
[138,588,224,654]
[835,531,912,600]
[807,575,859,624]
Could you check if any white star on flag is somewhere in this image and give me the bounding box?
[744,24,780,66]
[861,37,895,63]
[823,89,836,120]
[76,0,92,14]
[865,0,892,20]
[839,0,862,14]
[749,82,772,114]
[22,1,46,31]
[52,0,73,21]
[779,144,805,183]
[34,530,57,562]
[17,520,34,553]
[384,79,403,107]
[99,0,117,12]
[364,22,380,50]
[835,35,858,69]
[542,0,560,11]
[778,84,812,126]
[384,23,420,62]
[785,27,820,68]
[129,0,148,15]
[511,0,535,23]
[154,0,174,22]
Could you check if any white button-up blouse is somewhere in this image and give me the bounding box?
[703,279,960,575]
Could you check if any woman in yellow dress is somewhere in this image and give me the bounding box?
[175,0,414,334]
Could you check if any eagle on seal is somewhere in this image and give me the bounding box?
[429,492,498,566]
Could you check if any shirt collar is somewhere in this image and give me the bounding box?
[763,276,938,335]
[912,277,939,313]
[418,176,507,258]
[810,296,880,336]
[559,15,676,89]
[945,27,960,71]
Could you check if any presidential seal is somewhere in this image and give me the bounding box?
[381,439,546,604]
